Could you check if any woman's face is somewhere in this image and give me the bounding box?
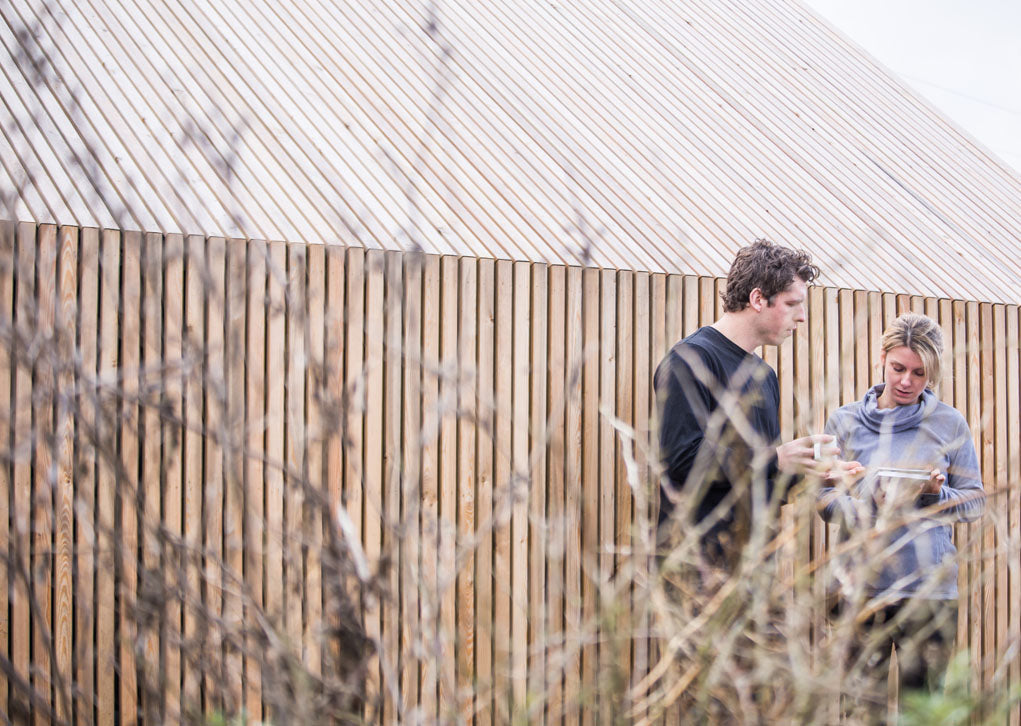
[880,345,928,406]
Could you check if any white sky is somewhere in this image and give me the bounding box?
[802,0,1021,174]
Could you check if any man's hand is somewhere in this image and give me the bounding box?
[776,434,838,476]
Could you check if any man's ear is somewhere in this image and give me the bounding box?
[748,288,765,312]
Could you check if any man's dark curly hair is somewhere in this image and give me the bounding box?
[721,238,819,312]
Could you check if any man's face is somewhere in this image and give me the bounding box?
[755,278,808,346]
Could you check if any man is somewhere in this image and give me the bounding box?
[655,238,851,567]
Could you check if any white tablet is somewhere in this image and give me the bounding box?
[873,466,931,480]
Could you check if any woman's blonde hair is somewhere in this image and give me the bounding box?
[880,313,944,389]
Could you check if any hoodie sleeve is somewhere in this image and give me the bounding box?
[916,414,985,522]
[816,410,866,528]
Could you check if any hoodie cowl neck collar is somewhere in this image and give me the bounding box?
[855,384,937,434]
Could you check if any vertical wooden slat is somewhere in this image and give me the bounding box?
[545,264,566,724]
[363,249,385,710]
[698,277,715,328]
[344,249,366,700]
[0,221,11,718]
[936,299,954,407]
[965,302,982,689]
[598,267,616,724]
[94,228,120,726]
[244,240,266,722]
[323,245,344,678]
[456,256,477,724]
[203,237,226,716]
[0,222,11,722]
[664,275,683,346]
[580,266,599,726]
[947,300,968,651]
[1006,306,1020,726]
[54,226,76,724]
[181,234,205,715]
[852,290,870,399]
[511,260,530,716]
[437,255,458,719]
[380,251,403,722]
[631,270,651,721]
[30,224,55,726]
[163,233,184,724]
[649,272,669,724]
[224,240,246,711]
[979,304,995,693]
[615,269,634,714]
[837,290,854,405]
[401,252,423,717]
[474,258,494,725]
[10,224,37,721]
[806,285,826,660]
[777,281,797,438]
[867,292,883,390]
[563,265,582,726]
[74,227,98,726]
[264,241,286,676]
[680,275,698,339]
[285,244,306,666]
[492,258,512,720]
[529,262,548,724]
[141,231,163,722]
[420,254,440,721]
[304,242,325,678]
[118,229,141,726]
[992,304,1008,705]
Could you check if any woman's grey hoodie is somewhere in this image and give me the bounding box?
[818,384,984,601]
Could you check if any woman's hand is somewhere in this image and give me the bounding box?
[920,469,945,495]
[822,459,865,484]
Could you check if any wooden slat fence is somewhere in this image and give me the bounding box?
[0,222,1018,724]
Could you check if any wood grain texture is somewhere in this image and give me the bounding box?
[181,234,205,716]
[163,234,184,724]
[528,262,548,724]
[223,239,246,711]
[0,223,12,718]
[380,250,403,721]
[304,242,325,678]
[95,229,120,726]
[456,257,478,724]
[54,227,77,724]
[74,227,98,726]
[364,249,385,710]
[474,257,495,726]
[1,230,1019,723]
[400,253,423,717]
[437,255,458,719]
[492,258,512,721]
[140,231,163,722]
[118,229,141,726]
[243,239,267,722]
[202,237,226,716]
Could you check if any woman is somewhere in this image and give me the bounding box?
[818,313,984,698]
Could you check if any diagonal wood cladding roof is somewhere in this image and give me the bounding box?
[1,0,1019,303]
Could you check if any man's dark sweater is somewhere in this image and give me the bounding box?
[654,326,782,553]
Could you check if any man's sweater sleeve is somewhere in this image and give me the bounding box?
[655,347,713,492]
